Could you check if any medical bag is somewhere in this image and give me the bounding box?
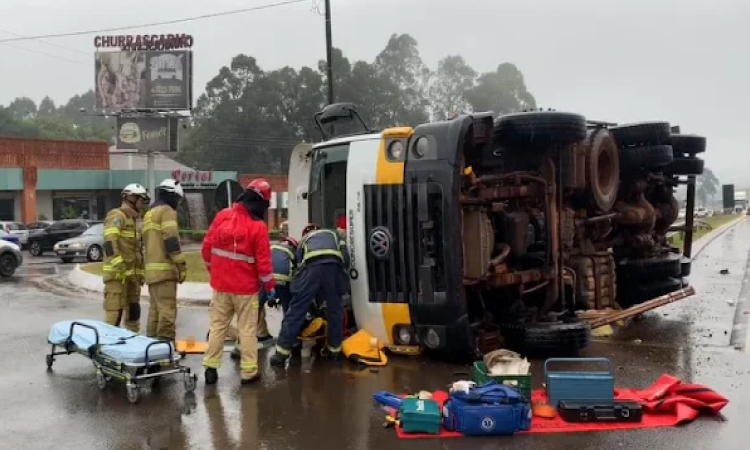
[443,381,532,436]
[399,398,442,434]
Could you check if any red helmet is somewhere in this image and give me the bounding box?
[246,178,271,202]
[302,223,318,237]
[282,236,299,249]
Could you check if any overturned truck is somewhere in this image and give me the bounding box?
[287,104,705,361]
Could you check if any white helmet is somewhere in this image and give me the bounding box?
[158,178,185,198]
[122,183,149,200]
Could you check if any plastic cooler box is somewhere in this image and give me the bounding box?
[472,361,532,400]
[544,358,615,407]
[399,398,442,434]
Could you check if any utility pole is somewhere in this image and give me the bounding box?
[324,0,334,105]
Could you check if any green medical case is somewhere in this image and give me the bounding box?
[399,398,442,434]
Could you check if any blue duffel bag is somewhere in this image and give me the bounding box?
[442,381,532,436]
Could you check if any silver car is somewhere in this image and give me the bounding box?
[0,221,29,247]
[53,223,105,263]
[0,239,23,277]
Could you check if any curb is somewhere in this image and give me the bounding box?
[691,216,746,259]
[67,265,213,305]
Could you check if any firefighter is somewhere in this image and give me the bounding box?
[270,224,349,367]
[202,178,275,385]
[103,183,150,332]
[143,179,187,342]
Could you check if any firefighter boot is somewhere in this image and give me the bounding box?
[205,368,218,385]
[269,349,290,367]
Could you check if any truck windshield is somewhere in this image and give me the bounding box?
[308,144,350,229]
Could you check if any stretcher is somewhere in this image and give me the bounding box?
[46,320,197,404]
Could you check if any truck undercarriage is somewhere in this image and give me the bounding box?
[456,111,705,356]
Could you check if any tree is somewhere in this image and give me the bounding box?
[7,97,37,119]
[697,167,720,206]
[429,55,477,121]
[0,106,39,137]
[38,96,57,117]
[465,63,536,115]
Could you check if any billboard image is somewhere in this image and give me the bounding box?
[95,50,192,111]
[116,116,179,152]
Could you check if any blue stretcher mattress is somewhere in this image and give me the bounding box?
[48,320,173,365]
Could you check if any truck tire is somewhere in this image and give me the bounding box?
[499,320,591,356]
[681,256,692,277]
[493,110,587,147]
[585,129,620,212]
[617,277,682,308]
[617,253,682,282]
[610,121,672,147]
[670,134,706,155]
[664,157,705,176]
[654,195,680,233]
[619,144,673,172]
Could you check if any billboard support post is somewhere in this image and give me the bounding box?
[147,150,156,203]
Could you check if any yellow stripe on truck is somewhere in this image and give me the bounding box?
[375,127,414,348]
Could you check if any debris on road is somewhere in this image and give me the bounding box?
[720,269,730,275]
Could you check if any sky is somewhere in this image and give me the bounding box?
[1,0,748,186]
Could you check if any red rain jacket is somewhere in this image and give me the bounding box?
[202,203,275,295]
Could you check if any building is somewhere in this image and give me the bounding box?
[0,136,237,226]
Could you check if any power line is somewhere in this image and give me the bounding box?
[0,28,90,56]
[0,42,88,66]
[0,0,308,44]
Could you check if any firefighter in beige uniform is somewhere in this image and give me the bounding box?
[143,179,187,341]
[103,183,149,332]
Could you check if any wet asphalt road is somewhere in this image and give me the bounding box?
[2,223,750,450]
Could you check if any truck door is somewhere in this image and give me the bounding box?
[287,143,313,241]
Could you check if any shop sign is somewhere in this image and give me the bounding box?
[172,169,217,188]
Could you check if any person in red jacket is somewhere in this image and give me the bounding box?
[202,178,275,385]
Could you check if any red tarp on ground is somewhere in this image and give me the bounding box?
[395,374,728,439]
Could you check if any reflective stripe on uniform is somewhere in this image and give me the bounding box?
[273,273,292,282]
[304,249,343,261]
[120,230,136,238]
[240,361,258,371]
[301,229,343,264]
[271,244,296,278]
[104,227,120,237]
[275,345,291,356]
[146,262,174,271]
[109,255,124,267]
[203,357,222,369]
[210,247,256,263]
[143,220,178,232]
[328,345,342,353]
[162,220,178,230]
[259,273,274,282]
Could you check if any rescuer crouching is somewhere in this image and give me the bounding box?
[270,224,350,367]
[201,178,275,385]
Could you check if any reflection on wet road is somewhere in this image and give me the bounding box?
[2,222,750,449]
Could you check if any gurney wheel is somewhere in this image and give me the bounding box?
[96,370,108,390]
[184,373,197,392]
[45,355,54,369]
[126,383,140,404]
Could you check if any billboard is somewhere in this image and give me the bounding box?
[116,116,179,152]
[95,50,192,111]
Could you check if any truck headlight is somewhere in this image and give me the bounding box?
[388,140,404,159]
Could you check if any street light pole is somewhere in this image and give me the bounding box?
[324,0,334,105]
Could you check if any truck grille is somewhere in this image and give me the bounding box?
[363,184,421,303]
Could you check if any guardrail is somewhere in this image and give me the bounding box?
[666,219,713,241]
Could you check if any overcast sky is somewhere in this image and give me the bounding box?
[2,0,748,186]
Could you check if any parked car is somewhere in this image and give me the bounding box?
[0,239,23,277]
[27,219,99,256]
[695,207,713,218]
[0,221,29,247]
[53,223,105,263]
[0,230,20,246]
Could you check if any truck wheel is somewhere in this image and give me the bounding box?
[670,134,706,155]
[617,277,683,308]
[499,320,591,356]
[493,110,587,147]
[654,195,680,233]
[585,128,620,212]
[617,253,682,282]
[610,121,672,147]
[681,256,692,277]
[619,145,674,172]
[664,157,705,176]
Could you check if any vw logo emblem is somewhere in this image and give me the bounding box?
[369,227,392,260]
